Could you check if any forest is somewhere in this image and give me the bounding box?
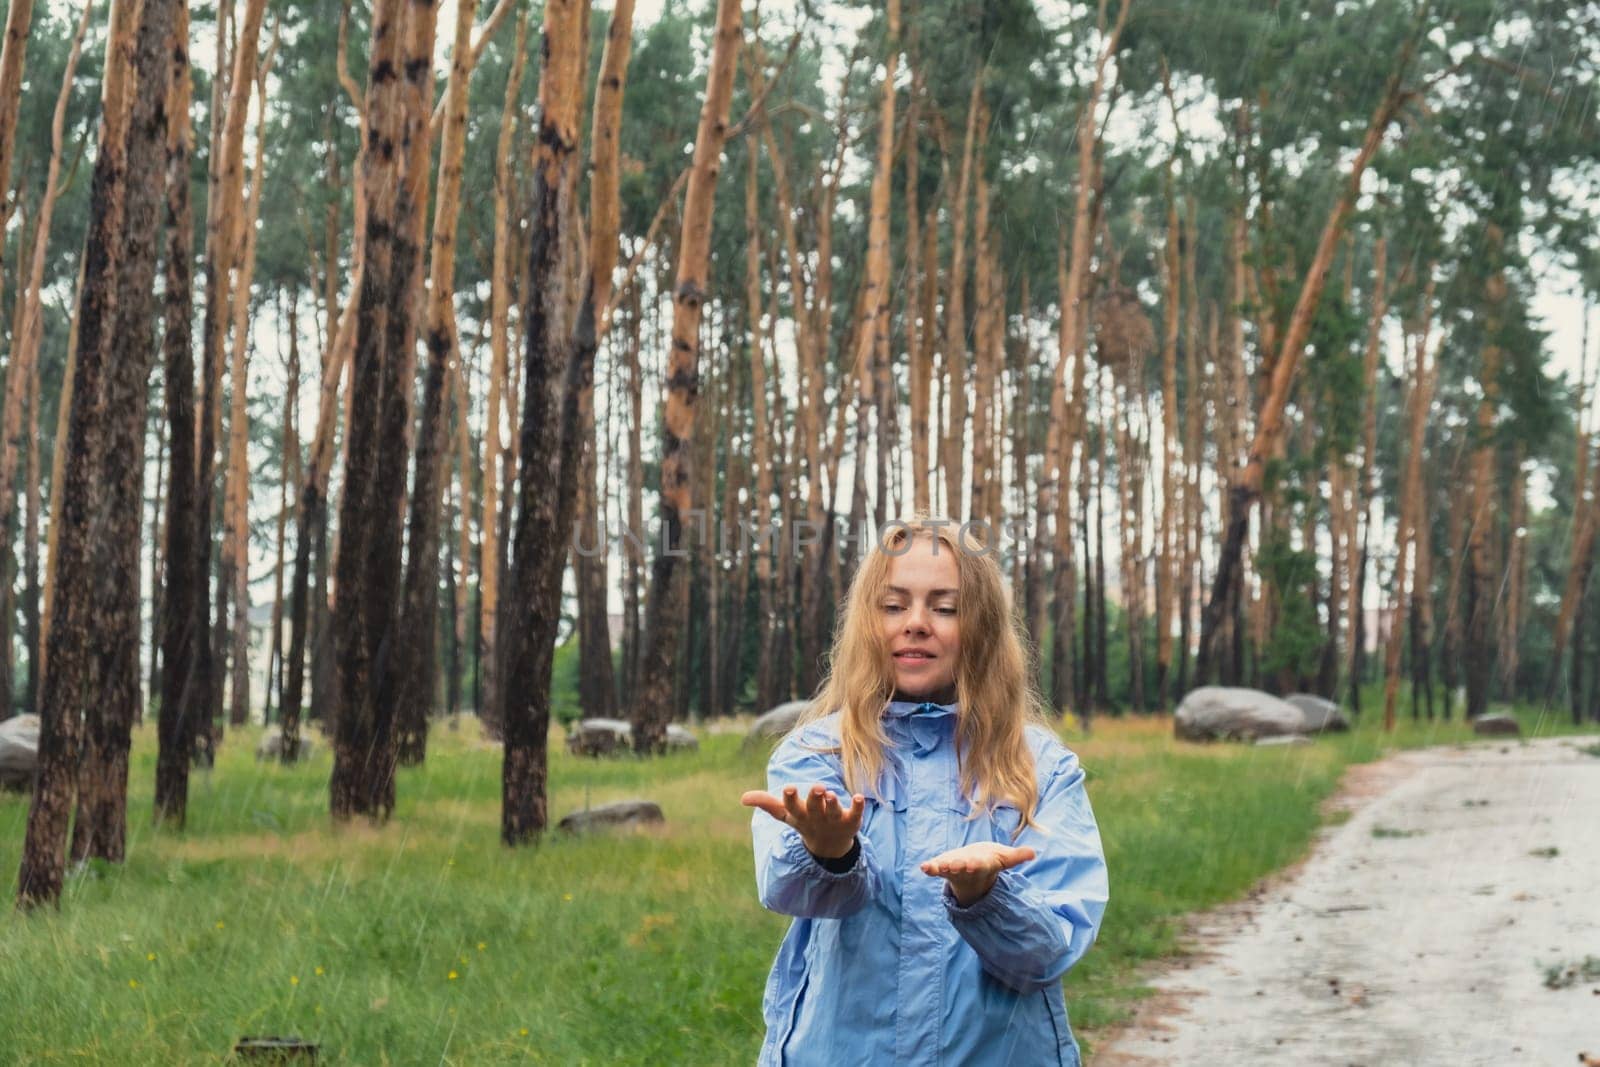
[1,0,1598,918]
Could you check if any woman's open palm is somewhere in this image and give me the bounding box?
[741,784,865,860]
[920,842,1036,906]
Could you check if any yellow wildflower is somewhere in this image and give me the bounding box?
[146,953,156,962]
[315,966,325,976]
[447,970,458,981]
[519,1028,529,1037]
[476,942,486,952]
[128,979,139,990]
[290,975,300,986]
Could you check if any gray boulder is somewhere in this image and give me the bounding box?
[557,799,665,834]
[744,700,811,747]
[0,713,39,791]
[255,726,318,763]
[665,724,700,752]
[1471,713,1521,737]
[1285,693,1351,734]
[1174,687,1305,742]
[566,719,698,757]
[567,718,632,756]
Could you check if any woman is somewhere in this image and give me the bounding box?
[742,518,1110,1065]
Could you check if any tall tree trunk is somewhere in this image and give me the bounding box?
[1465,224,1506,719]
[1346,236,1387,711]
[366,0,440,772]
[330,0,410,821]
[23,315,41,719]
[1155,103,1180,707]
[572,0,636,723]
[1381,276,1435,732]
[268,291,301,723]
[0,0,37,248]
[394,0,484,764]
[0,0,92,721]
[499,0,593,843]
[1048,0,1125,714]
[941,73,982,521]
[18,0,141,908]
[71,0,186,864]
[630,0,742,754]
[155,0,199,821]
[223,48,276,728]
[479,5,530,737]
[969,123,996,536]
[1497,445,1526,701]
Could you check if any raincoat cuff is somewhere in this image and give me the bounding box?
[942,865,1022,920]
[783,829,865,882]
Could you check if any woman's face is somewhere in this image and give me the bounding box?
[880,534,961,703]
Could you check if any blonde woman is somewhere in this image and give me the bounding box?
[741,518,1109,1066]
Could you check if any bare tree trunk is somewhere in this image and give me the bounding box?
[18,0,141,907]
[0,0,92,720]
[499,0,593,842]
[479,6,530,737]
[23,316,41,720]
[1048,0,1125,714]
[1465,225,1506,719]
[571,0,636,724]
[330,0,409,821]
[69,0,181,864]
[0,0,38,249]
[155,0,199,821]
[394,0,483,764]
[1155,98,1180,706]
[941,73,982,521]
[1497,445,1526,701]
[224,44,277,728]
[1381,276,1435,732]
[630,0,742,754]
[267,291,301,723]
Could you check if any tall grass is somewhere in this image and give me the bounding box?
[1,701,1593,1064]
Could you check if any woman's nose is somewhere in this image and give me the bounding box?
[904,604,930,633]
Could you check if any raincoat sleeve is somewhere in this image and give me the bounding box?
[942,744,1109,994]
[752,727,885,920]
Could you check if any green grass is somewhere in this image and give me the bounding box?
[1,701,1595,1065]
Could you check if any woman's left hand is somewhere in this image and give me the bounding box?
[919,842,1036,907]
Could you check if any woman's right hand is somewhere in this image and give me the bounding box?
[741,784,865,859]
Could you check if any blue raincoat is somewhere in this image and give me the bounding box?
[751,699,1109,1066]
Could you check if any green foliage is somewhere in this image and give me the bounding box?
[1256,530,1324,687]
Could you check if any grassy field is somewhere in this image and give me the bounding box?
[2,698,1595,1065]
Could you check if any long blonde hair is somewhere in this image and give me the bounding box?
[801,518,1048,833]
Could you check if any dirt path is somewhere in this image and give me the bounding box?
[1093,735,1600,1066]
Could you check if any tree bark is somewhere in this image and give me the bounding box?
[394,0,483,764]
[499,0,592,843]
[1465,225,1506,719]
[155,0,198,820]
[330,0,409,821]
[479,4,530,737]
[1382,275,1435,732]
[0,0,37,248]
[629,0,742,755]
[0,0,92,720]
[72,0,183,863]
[18,0,141,907]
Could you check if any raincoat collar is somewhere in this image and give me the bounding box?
[883,697,959,756]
